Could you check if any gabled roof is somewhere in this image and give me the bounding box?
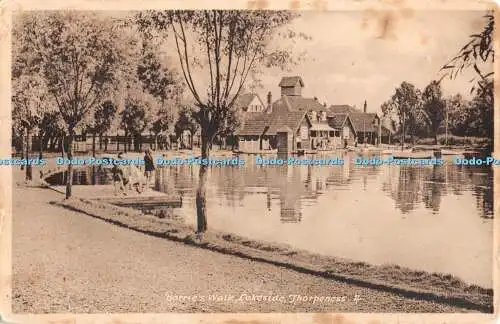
[279,76,304,88]
[284,96,325,112]
[349,113,379,133]
[235,113,269,136]
[234,93,264,110]
[328,105,361,115]
[266,99,310,135]
[328,113,348,129]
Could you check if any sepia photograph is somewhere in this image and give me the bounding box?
[0,0,498,322]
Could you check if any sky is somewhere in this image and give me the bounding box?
[249,10,491,114]
[131,9,492,114]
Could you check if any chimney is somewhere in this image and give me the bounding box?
[267,91,272,113]
[363,100,367,113]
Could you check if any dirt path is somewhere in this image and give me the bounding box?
[12,185,472,313]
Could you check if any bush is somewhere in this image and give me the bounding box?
[416,135,491,147]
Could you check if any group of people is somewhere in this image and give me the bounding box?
[112,148,156,196]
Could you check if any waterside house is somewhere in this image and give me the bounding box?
[329,101,394,145]
[236,76,351,153]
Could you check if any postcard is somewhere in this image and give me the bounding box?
[0,0,498,323]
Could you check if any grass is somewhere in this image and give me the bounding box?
[50,196,493,312]
[415,135,491,147]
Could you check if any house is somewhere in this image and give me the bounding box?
[328,101,394,145]
[238,76,401,152]
[234,93,266,113]
[266,96,313,153]
[326,113,356,147]
[236,113,272,152]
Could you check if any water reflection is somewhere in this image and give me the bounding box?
[44,152,493,287]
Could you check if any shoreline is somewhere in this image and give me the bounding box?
[48,190,492,313]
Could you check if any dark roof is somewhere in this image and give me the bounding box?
[349,113,379,133]
[328,113,348,129]
[234,93,264,110]
[279,76,304,88]
[266,98,310,135]
[283,96,325,112]
[328,105,361,115]
[236,113,269,136]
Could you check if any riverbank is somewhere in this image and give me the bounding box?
[12,182,480,314]
[47,187,492,312]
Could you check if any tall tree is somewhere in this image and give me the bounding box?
[136,10,301,232]
[137,39,182,150]
[383,82,422,149]
[120,90,155,152]
[86,100,118,155]
[174,105,199,149]
[421,80,446,145]
[15,12,134,198]
[12,73,50,180]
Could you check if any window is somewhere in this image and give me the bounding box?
[343,127,350,139]
[311,131,317,137]
[300,125,309,139]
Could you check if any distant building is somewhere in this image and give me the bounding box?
[235,76,393,153]
[328,102,394,145]
[234,93,266,113]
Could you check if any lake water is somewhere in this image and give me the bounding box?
[46,152,494,288]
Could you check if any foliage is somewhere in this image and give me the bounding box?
[120,91,155,137]
[441,12,494,93]
[382,82,423,140]
[421,80,446,142]
[174,105,199,138]
[12,73,51,132]
[14,11,135,135]
[86,100,118,136]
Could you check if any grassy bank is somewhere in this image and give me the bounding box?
[415,135,491,148]
[51,195,493,313]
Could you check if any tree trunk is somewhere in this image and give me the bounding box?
[38,132,44,160]
[20,134,24,170]
[61,134,65,158]
[92,132,96,158]
[155,134,158,151]
[104,134,108,152]
[65,131,74,199]
[196,135,209,233]
[401,111,406,151]
[99,133,103,150]
[25,128,32,181]
[116,133,119,152]
[92,132,97,185]
[124,131,128,153]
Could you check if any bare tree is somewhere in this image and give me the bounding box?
[136,10,302,232]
